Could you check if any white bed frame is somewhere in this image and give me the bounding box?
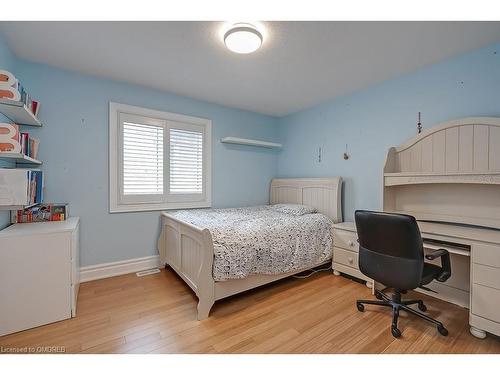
[157,177,343,319]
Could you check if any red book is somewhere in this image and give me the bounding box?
[20,132,29,156]
[31,100,40,117]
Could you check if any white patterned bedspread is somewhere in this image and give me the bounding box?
[169,206,333,281]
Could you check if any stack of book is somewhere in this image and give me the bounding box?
[17,81,40,117]
[11,203,68,224]
[20,131,40,159]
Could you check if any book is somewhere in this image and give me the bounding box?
[32,100,40,117]
[11,203,68,224]
[20,132,29,156]
[24,170,43,206]
[29,137,40,159]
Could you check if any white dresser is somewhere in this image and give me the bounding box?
[0,217,80,336]
[332,222,373,288]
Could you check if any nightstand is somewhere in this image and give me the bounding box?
[332,221,372,288]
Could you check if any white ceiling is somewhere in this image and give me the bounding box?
[2,21,500,116]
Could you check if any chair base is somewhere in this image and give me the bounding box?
[356,289,449,338]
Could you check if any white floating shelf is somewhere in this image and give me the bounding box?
[0,153,42,166]
[221,137,282,149]
[0,98,42,127]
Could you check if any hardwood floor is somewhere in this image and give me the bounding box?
[1,268,499,354]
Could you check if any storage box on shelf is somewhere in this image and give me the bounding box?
[0,169,43,210]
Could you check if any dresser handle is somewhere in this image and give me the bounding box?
[348,241,354,247]
[348,257,353,264]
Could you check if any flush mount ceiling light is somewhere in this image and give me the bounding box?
[224,23,263,54]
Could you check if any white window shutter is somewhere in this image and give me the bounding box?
[169,128,203,194]
[122,121,164,195]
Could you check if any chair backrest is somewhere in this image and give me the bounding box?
[355,210,424,291]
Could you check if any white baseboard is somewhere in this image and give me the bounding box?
[80,255,161,283]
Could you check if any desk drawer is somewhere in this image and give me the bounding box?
[471,283,500,324]
[473,243,500,268]
[333,247,358,268]
[333,230,358,252]
[473,263,500,290]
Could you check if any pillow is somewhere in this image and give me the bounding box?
[270,204,317,216]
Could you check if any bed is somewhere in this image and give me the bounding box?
[157,177,343,319]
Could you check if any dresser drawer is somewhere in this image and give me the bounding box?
[333,247,359,268]
[471,283,500,324]
[473,243,500,268]
[333,229,358,252]
[473,263,500,290]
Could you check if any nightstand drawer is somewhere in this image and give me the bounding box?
[333,247,359,268]
[333,229,358,251]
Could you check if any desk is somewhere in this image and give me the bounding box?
[337,220,500,339]
[418,221,500,339]
[380,117,500,339]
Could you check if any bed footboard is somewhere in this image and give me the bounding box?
[158,213,215,320]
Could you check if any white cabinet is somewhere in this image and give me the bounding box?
[332,222,373,288]
[0,217,79,336]
[470,242,500,337]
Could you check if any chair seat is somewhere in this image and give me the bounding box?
[421,263,442,286]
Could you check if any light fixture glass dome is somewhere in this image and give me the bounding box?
[224,23,263,54]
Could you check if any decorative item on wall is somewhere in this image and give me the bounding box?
[318,147,322,163]
[417,111,422,134]
[343,144,350,160]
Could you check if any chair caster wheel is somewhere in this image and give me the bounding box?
[356,303,364,312]
[418,302,427,312]
[375,291,383,300]
[437,325,448,336]
[391,327,401,338]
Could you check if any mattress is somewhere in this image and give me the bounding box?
[169,205,333,281]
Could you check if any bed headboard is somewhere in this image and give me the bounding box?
[270,177,343,223]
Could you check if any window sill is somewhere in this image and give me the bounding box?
[109,200,211,213]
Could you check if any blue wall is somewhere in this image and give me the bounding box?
[277,42,500,221]
[0,33,17,229]
[8,60,279,266]
[3,33,500,265]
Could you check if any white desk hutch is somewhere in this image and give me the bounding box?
[381,117,500,339]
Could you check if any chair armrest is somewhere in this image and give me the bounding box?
[425,248,451,282]
[425,249,448,260]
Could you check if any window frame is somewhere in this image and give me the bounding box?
[109,102,212,213]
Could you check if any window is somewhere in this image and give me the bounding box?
[109,102,211,213]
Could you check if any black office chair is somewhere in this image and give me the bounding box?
[354,210,452,338]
